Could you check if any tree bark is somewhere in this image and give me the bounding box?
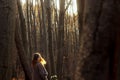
[75,0,117,80]
[17,0,29,55]
[113,1,120,80]
[57,0,65,79]
[15,23,32,80]
[26,0,33,61]
[76,0,85,39]
[0,0,16,80]
[46,0,56,76]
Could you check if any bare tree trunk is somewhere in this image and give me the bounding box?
[17,0,29,55]
[0,0,16,80]
[74,0,117,80]
[46,0,56,76]
[57,0,65,79]
[76,0,85,39]
[29,1,34,54]
[15,24,32,80]
[26,0,32,61]
[40,0,49,59]
[17,0,33,80]
[113,26,120,80]
[112,1,120,80]
[38,1,51,79]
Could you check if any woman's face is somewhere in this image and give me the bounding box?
[37,57,40,61]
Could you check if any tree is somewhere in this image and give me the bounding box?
[76,0,85,39]
[0,0,16,80]
[112,1,120,80]
[15,0,33,80]
[74,0,118,80]
[57,0,65,79]
[15,24,32,80]
[17,0,29,55]
[45,0,56,76]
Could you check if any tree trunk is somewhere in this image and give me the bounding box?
[15,25,32,80]
[113,1,120,80]
[57,0,65,79]
[76,0,85,39]
[46,0,56,76]
[32,9,37,51]
[26,0,32,61]
[40,0,48,56]
[0,0,16,80]
[75,0,117,80]
[17,0,29,55]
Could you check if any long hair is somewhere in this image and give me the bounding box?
[40,57,46,66]
[32,52,46,67]
[32,53,41,67]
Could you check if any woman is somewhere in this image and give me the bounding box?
[32,52,48,80]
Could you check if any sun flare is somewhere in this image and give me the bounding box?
[40,57,47,66]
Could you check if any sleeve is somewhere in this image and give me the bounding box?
[37,63,48,79]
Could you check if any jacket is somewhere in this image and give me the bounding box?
[32,62,48,80]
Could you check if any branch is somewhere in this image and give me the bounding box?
[64,0,72,12]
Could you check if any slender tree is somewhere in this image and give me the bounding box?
[57,0,65,79]
[15,21,32,80]
[76,0,85,39]
[17,0,29,55]
[45,0,56,76]
[16,0,32,80]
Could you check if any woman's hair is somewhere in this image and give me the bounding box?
[32,52,41,67]
[32,52,47,67]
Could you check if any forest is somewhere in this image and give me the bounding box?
[0,0,120,80]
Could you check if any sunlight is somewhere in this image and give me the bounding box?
[66,0,77,15]
[21,0,77,15]
[21,0,36,5]
[21,0,26,4]
[73,0,77,14]
[54,0,77,15]
[40,57,47,66]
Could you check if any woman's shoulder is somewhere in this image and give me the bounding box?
[36,62,43,67]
